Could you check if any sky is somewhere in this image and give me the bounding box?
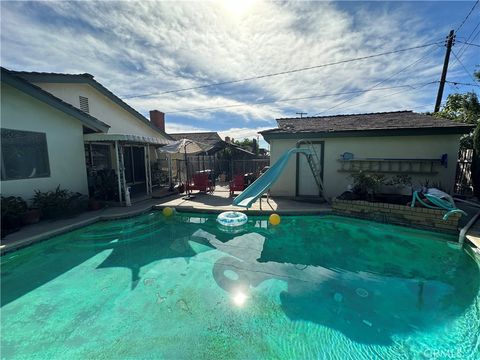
[1,1,479,148]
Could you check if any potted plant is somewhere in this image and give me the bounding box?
[88,198,104,210]
[22,207,41,225]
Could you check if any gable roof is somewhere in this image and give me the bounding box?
[10,70,173,140]
[261,111,473,140]
[169,131,256,156]
[169,132,223,146]
[1,67,109,133]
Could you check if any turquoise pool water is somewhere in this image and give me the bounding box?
[1,212,479,359]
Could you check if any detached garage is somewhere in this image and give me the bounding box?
[260,111,473,201]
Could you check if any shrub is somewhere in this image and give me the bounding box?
[350,172,385,199]
[33,185,87,219]
[1,196,27,237]
[94,169,118,201]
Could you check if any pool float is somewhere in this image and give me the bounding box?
[269,213,281,226]
[216,211,248,227]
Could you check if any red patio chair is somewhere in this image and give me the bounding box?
[186,173,214,194]
[229,175,245,197]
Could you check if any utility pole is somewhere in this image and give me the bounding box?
[296,112,307,118]
[434,30,455,113]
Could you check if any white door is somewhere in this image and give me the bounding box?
[296,142,323,197]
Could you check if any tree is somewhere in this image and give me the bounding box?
[436,92,480,124]
[233,138,259,155]
[436,92,480,149]
[435,71,480,196]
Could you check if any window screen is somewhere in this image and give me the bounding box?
[1,128,51,180]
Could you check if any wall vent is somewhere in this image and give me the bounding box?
[79,96,90,113]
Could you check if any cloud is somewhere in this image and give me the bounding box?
[1,0,477,134]
[165,122,209,134]
[218,126,272,141]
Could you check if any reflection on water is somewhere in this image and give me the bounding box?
[1,212,479,359]
[205,215,480,345]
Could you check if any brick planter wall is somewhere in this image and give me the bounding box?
[332,199,461,234]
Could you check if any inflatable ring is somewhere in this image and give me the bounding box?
[216,211,248,227]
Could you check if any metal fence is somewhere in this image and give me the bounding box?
[152,157,270,186]
[455,149,473,195]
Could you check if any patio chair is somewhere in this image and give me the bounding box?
[230,175,245,197]
[186,173,214,194]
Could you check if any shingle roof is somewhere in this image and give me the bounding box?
[1,67,110,133]
[261,111,473,137]
[10,70,173,140]
[169,132,223,146]
[169,131,256,156]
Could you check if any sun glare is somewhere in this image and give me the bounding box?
[222,0,256,16]
[232,291,248,306]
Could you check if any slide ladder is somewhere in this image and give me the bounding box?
[233,146,325,209]
[298,140,324,195]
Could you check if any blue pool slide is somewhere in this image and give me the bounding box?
[233,147,312,208]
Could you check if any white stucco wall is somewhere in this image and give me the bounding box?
[32,82,166,139]
[1,83,89,201]
[269,134,461,200]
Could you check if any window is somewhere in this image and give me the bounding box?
[1,129,50,180]
[91,144,111,171]
[79,96,90,113]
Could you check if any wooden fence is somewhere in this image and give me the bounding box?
[455,149,473,195]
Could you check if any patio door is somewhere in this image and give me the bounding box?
[123,146,146,190]
[296,141,324,197]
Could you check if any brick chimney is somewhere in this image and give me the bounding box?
[149,110,165,132]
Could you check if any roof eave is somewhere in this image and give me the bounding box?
[261,126,474,141]
[1,68,110,133]
[11,71,173,140]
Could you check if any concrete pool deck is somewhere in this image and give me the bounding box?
[155,186,331,215]
[0,187,331,254]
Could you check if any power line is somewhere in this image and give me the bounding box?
[165,82,437,114]
[336,81,439,113]
[454,21,480,63]
[456,26,480,60]
[122,41,441,99]
[445,80,480,87]
[451,50,480,85]
[313,46,440,116]
[456,40,480,47]
[456,0,479,32]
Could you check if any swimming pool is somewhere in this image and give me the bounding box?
[1,212,479,359]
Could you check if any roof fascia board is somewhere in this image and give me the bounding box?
[261,126,473,141]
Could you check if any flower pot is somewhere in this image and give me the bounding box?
[22,209,41,225]
[88,199,103,211]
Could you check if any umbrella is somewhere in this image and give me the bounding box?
[158,139,213,198]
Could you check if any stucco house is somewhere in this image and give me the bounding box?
[260,111,473,201]
[1,67,172,204]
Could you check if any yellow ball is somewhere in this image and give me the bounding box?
[162,207,174,217]
[269,213,281,226]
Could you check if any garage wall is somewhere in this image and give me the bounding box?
[269,134,461,200]
[1,83,89,201]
